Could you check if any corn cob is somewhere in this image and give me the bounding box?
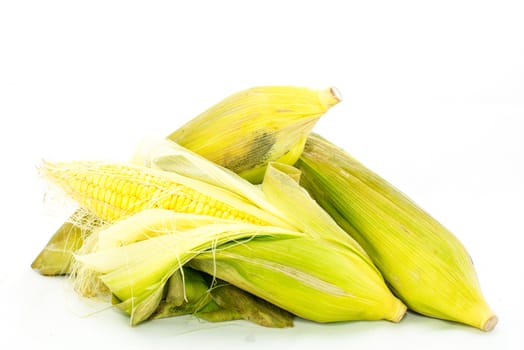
[167,86,341,183]
[296,133,497,331]
[40,160,274,225]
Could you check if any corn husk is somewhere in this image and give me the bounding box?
[190,235,405,323]
[31,211,102,275]
[167,86,341,183]
[296,133,497,331]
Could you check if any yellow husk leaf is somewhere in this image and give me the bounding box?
[167,86,341,183]
[297,133,497,331]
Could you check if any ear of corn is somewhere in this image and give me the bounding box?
[59,146,406,326]
[39,160,288,228]
[296,133,497,331]
[167,86,341,183]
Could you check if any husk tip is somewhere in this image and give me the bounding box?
[390,301,408,323]
[319,87,342,108]
[330,87,342,103]
[481,314,498,332]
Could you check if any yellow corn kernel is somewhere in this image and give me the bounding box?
[41,160,267,225]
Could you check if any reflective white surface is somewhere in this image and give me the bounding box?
[1,1,523,349]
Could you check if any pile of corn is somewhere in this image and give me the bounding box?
[32,86,497,332]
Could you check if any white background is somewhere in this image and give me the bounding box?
[1,1,523,349]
